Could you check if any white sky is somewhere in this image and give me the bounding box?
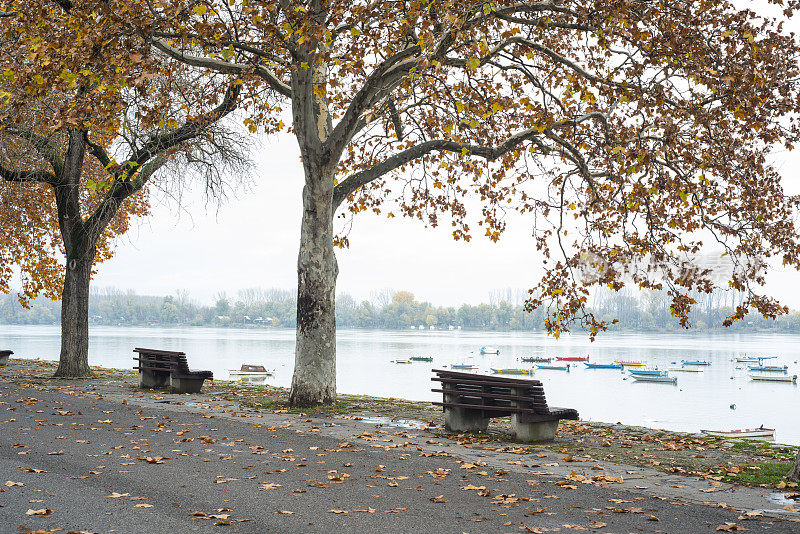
[85,4,800,310]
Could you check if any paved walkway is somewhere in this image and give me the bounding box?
[1,376,798,533]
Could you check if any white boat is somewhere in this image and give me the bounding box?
[750,374,797,383]
[480,346,500,355]
[632,374,677,384]
[701,427,775,439]
[228,364,274,377]
[668,367,703,373]
[394,359,412,364]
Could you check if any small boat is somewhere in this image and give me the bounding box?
[584,362,623,369]
[410,356,433,362]
[480,346,500,355]
[556,356,589,362]
[736,356,777,362]
[748,365,788,373]
[536,364,570,371]
[750,374,797,383]
[701,426,776,439]
[668,367,703,373]
[632,374,677,384]
[614,361,647,367]
[450,364,479,370]
[521,356,552,363]
[228,364,274,377]
[628,369,667,376]
[491,368,533,375]
[682,360,711,366]
[393,359,412,364]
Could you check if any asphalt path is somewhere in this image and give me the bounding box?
[1,378,798,533]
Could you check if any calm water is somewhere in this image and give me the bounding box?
[1,325,799,444]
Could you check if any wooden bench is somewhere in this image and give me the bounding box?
[133,347,213,393]
[431,369,578,442]
[0,350,12,367]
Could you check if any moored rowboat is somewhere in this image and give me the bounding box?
[629,369,667,376]
[584,362,623,369]
[682,360,711,366]
[394,359,412,364]
[537,364,570,371]
[521,356,552,363]
[228,365,274,377]
[410,356,433,362]
[614,361,647,367]
[491,368,534,375]
[701,427,775,439]
[747,365,788,373]
[480,346,500,354]
[450,364,478,370]
[668,367,703,373]
[556,356,589,362]
[632,374,677,384]
[750,374,797,383]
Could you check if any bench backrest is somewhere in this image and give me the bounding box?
[432,369,552,414]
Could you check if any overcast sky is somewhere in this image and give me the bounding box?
[82,5,800,310]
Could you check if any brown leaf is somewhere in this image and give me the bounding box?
[716,523,747,532]
[430,495,447,503]
[25,508,54,516]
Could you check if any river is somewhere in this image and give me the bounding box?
[1,325,798,444]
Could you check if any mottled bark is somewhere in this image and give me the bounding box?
[789,450,800,482]
[289,164,338,407]
[54,249,94,377]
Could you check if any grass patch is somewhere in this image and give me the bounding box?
[715,462,793,486]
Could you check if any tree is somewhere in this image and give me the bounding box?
[790,452,800,483]
[137,0,800,405]
[0,1,245,376]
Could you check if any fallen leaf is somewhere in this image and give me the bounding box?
[717,523,747,532]
[430,495,447,503]
[26,508,54,516]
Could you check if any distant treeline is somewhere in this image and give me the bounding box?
[2,286,800,333]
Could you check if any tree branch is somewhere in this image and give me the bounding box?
[333,127,545,209]
[0,121,65,178]
[0,162,57,184]
[151,39,291,98]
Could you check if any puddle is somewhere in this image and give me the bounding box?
[348,415,429,430]
[766,492,800,507]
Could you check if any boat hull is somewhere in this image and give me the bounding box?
[632,376,677,384]
[228,371,273,377]
[750,374,797,383]
[584,363,623,369]
[491,368,533,375]
[701,428,775,439]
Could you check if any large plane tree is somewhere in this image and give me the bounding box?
[124,0,800,406]
[0,0,245,376]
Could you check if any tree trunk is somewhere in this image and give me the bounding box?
[53,247,95,377]
[789,449,800,482]
[289,164,338,407]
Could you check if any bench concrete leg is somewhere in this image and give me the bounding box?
[0,354,9,367]
[140,371,170,389]
[170,377,205,394]
[511,416,558,442]
[444,407,489,433]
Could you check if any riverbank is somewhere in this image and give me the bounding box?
[6,357,799,491]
